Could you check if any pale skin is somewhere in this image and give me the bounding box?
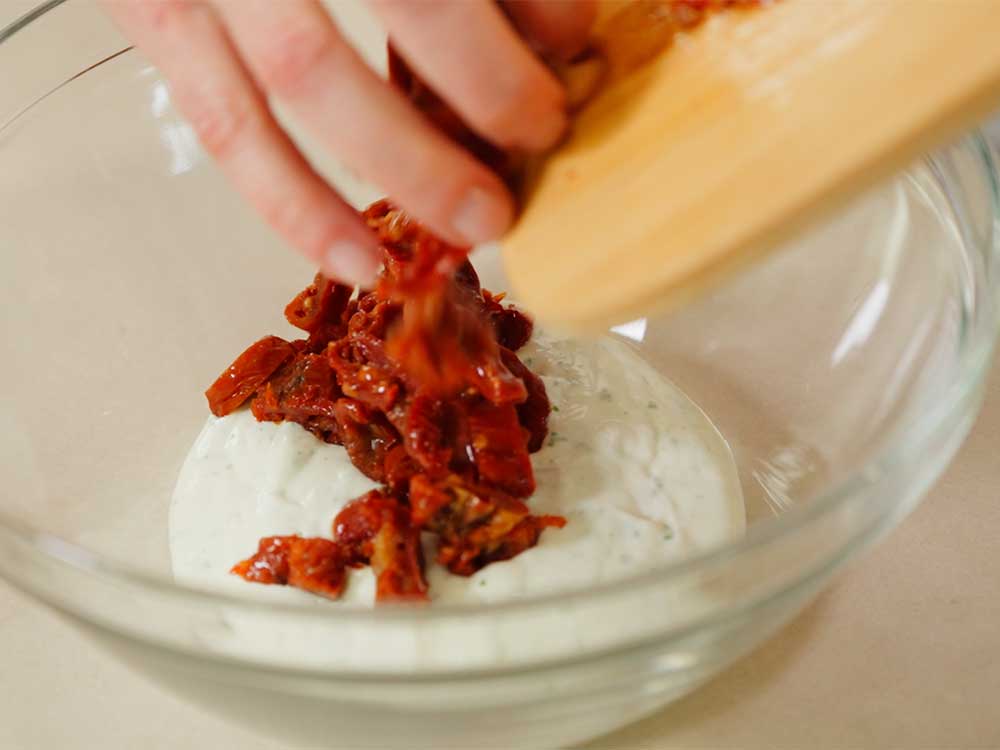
[100,0,596,286]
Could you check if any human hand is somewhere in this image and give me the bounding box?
[101,0,596,285]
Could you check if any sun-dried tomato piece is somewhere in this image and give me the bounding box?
[285,537,348,598]
[328,336,401,412]
[231,535,346,599]
[364,202,528,404]
[364,200,468,295]
[453,259,482,295]
[404,391,458,475]
[285,272,352,334]
[384,293,527,405]
[347,294,402,342]
[464,399,535,498]
[332,399,401,482]
[382,444,420,494]
[410,475,564,576]
[333,490,428,601]
[408,477,452,531]
[487,513,567,565]
[251,353,342,442]
[232,535,292,583]
[483,290,534,352]
[205,335,297,417]
[371,518,428,602]
[501,347,550,453]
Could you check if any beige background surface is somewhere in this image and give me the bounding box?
[2,2,999,748]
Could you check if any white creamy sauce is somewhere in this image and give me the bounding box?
[169,332,745,667]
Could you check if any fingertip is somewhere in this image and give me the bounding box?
[322,237,381,288]
[527,102,569,152]
[450,184,516,245]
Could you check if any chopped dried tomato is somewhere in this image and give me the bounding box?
[409,475,565,576]
[220,201,558,602]
[331,399,400,483]
[484,290,534,352]
[328,337,401,412]
[205,335,296,417]
[501,347,551,454]
[285,272,352,334]
[251,354,342,443]
[232,535,346,599]
[360,201,532,407]
[333,491,428,601]
[403,391,459,475]
[381,444,420,494]
[463,399,535,498]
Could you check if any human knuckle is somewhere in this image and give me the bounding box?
[261,191,312,238]
[262,190,339,257]
[476,78,550,146]
[255,25,335,96]
[139,0,188,31]
[186,97,255,159]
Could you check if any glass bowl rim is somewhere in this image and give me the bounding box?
[1,0,998,630]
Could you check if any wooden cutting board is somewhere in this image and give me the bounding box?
[501,0,1000,331]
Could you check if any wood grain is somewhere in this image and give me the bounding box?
[502,0,1000,331]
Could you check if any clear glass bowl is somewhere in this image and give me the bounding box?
[1,2,998,748]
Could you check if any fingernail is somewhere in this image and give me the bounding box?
[452,187,512,245]
[324,240,380,287]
